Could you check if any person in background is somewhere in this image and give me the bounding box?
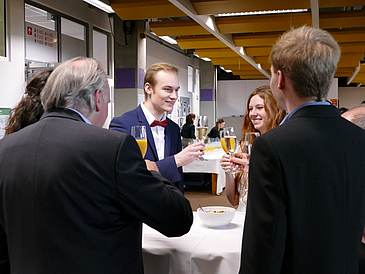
[5,69,53,135]
[181,113,196,148]
[207,118,225,139]
[109,62,204,194]
[342,105,365,130]
[220,85,285,212]
[0,57,193,274]
[240,26,365,273]
[339,106,348,114]
[341,105,365,274]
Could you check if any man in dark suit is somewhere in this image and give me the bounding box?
[240,26,365,273]
[109,62,205,193]
[0,57,193,274]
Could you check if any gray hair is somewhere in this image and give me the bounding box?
[41,57,109,117]
[270,26,341,101]
[343,106,365,130]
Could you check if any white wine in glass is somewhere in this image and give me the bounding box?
[196,115,208,142]
[131,126,147,158]
[220,127,238,174]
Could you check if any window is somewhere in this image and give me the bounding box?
[61,17,86,62]
[25,3,57,63]
[0,0,6,57]
[93,29,109,75]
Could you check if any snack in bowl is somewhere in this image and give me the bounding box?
[197,206,235,227]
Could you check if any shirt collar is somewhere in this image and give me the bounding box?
[280,101,331,125]
[68,108,92,125]
[140,102,167,126]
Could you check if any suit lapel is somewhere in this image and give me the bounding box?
[164,121,171,158]
[136,105,159,160]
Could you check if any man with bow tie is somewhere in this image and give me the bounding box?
[109,62,205,193]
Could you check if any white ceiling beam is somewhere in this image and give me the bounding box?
[310,0,319,28]
[347,63,361,85]
[168,0,270,78]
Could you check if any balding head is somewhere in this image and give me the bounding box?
[341,106,365,130]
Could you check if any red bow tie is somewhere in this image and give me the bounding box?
[150,120,169,127]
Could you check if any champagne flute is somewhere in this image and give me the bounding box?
[220,127,238,174]
[195,116,208,160]
[196,115,208,142]
[131,126,147,158]
[244,132,260,168]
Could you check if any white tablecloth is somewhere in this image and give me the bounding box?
[142,211,245,274]
[183,152,226,195]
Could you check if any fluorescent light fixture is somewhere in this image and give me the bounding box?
[257,63,262,70]
[216,9,308,17]
[151,32,177,45]
[201,57,211,62]
[159,36,177,45]
[83,0,115,13]
[193,52,200,58]
[220,66,232,73]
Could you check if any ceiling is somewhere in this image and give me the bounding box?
[110,0,365,86]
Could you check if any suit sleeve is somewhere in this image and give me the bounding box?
[114,134,192,236]
[109,117,129,134]
[240,137,287,274]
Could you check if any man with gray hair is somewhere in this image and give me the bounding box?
[240,26,365,273]
[0,57,193,273]
[341,105,365,130]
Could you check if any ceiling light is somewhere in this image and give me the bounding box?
[201,57,211,62]
[83,0,115,13]
[151,32,177,45]
[216,9,308,17]
[159,36,177,45]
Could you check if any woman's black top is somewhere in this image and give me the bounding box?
[207,126,220,139]
[181,123,195,139]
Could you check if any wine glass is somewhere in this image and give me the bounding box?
[244,132,260,169]
[131,125,147,158]
[196,115,208,143]
[220,127,238,174]
[195,116,208,160]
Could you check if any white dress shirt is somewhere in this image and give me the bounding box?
[140,102,166,160]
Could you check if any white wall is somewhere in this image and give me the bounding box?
[217,78,339,118]
[217,79,270,117]
[338,86,365,109]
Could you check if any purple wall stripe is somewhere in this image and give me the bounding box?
[115,68,135,89]
[200,89,215,101]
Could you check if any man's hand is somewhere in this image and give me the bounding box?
[145,160,159,172]
[174,142,205,167]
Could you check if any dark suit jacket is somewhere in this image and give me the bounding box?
[240,105,365,274]
[0,108,193,274]
[109,105,184,193]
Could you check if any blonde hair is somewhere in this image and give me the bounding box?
[270,26,340,101]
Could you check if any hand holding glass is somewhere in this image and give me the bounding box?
[131,126,147,158]
[220,127,238,174]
